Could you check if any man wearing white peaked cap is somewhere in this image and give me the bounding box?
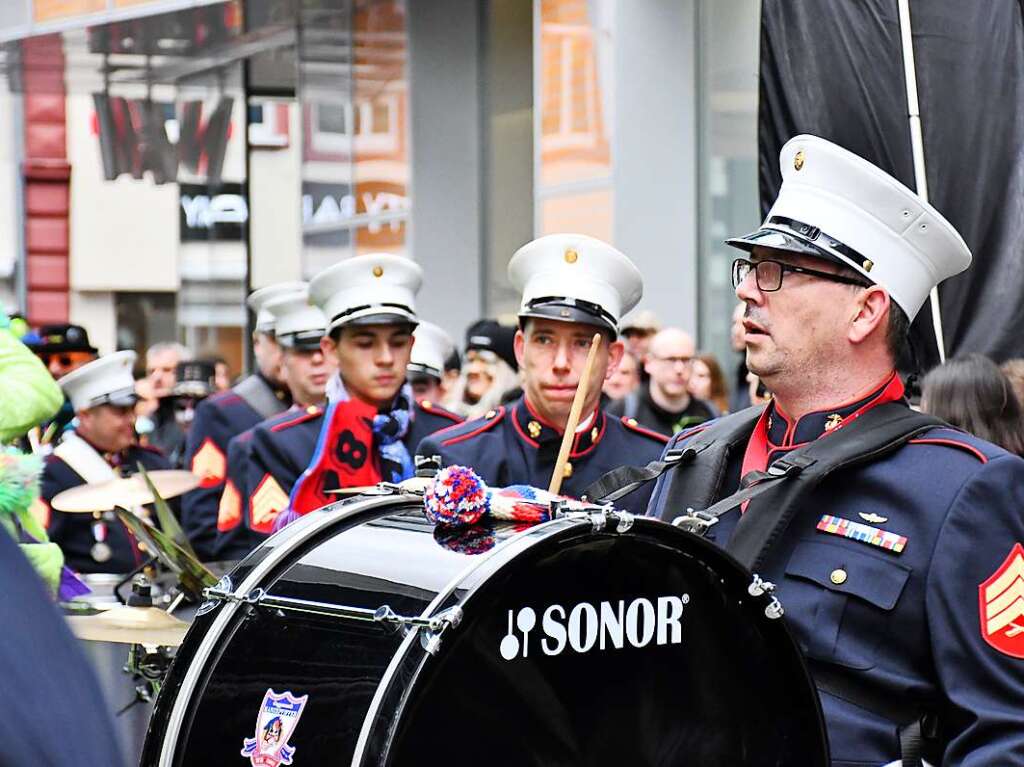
[647,135,1024,764]
[417,233,668,516]
[41,350,173,573]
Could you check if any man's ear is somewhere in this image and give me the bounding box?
[605,339,625,381]
[513,329,526,369]
[319,335,337,358]
[848,286,890,346]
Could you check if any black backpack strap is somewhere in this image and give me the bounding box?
[581,407,764,505]
[726,403,943,570]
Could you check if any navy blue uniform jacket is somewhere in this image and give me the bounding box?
[647,397,1024,765]
[40,441,171,574]
[416,396,668,515]
[180,375,288,560]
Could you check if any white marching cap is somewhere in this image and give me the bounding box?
[309,253,422,333]
[264,290,327,349]
[59,350,138,412]
[726,134,972,321]
[247,281,308,334]
[408,321,454,380]
[508,233,643,334]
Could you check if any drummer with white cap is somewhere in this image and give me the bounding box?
[240,255,461,530]
[40,351,172,574]
[647,135,1024,764]
[180,281,299,560]
[417,234,668,515]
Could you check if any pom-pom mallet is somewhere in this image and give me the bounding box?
[424,466,580,528]
[549,333,602,495]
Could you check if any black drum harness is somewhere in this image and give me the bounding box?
[584,402,947,767]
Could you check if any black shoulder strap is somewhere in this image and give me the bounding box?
[581,407,764,505]
[721,403,942,570]
[233,375,288,421]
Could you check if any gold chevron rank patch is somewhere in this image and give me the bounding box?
[979,543,1024,658]
[191,438,227,487]
[217,480,241,532]
[250,475,289,534]
[816,514,907,554]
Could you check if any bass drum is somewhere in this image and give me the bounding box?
[143,493,829,766]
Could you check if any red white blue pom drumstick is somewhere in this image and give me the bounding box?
[423,466,569,527]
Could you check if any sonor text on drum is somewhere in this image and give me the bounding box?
[499,595,690,660]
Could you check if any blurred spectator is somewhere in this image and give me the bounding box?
[620,309,660,360]
[603,350,641,401]
[24,323,98,380]
[609,328,715,436]
[148,360,217,467]
[729,302,752,412]
[408,322,455,404]
[213,356,233,391]
[921,354,1024,456]
[146,342,192,400]
[747,371,771,407]
[445,320,521,419]
[443,347,462,396]
[1000,358,1024,410]
[689,353,729,415]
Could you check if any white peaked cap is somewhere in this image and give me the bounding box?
[59,350,138,412]
[264,290,327,349]
[727,134,972,321]
[309,253,422,333]
[408,321,454,380]
[508,233,643,334]
[247,281,308,333]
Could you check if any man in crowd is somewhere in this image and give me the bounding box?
[609,327,715,436]
[647,135,1024,763]
[407,321,460,409]
[602,350,640,402]
[728,302,753,412]
[619,309,660,361]
[40,351,170,574]
[418,234,667,515]
[446,319,520,419]
[180,281,299,559]
[240,256,460,534]
[214,288,335,558]
[25,323,99,439]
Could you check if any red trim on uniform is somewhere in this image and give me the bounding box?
[418,400,462,423]
[571,414,606,458]
[270,409,321,432]
[620,416,670,444]
[441,407,506,447]
[908,438,988,463]
[523,396,563,431]
[511,406,539,447]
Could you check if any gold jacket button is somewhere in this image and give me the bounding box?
[306,405,319,415]
[421,400,432,409]
[485,409,497,419]
[830,568,848,585]
[627,418,638,427]
[563,462,573,478]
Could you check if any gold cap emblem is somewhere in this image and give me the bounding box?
[794,150,805,171]
[528,420,542,439]
[372,265,384,277]
[862,259,874,273]
[564,248,578,264]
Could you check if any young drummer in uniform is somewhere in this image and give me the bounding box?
[213,289,333,559]
[180,282,300,559]
[417,234,667,514]
[241,254,461,534]
[39,351,171,574]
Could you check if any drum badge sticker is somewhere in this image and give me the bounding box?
[979,542,1024,659]
[240,689,309,766]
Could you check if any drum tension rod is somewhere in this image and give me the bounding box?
[201,579,464,655]
[747,574,785,620]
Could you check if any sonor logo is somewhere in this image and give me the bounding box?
[499,595,690,661]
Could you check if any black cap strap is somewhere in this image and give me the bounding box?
[331,302,414,325]
[767,216,874,273]
[525,296,617,328]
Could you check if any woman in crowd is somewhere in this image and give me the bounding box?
[688,353,730,415]
[921,353,1024,457]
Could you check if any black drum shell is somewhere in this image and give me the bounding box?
[142,496,829,766]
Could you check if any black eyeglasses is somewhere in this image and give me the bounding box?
[732,258,870,292]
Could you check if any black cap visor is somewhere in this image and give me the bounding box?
[726,228,843,265]
[519,299,617,336]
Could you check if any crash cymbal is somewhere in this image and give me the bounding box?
[51,470,200,513]
[66,606,189,647]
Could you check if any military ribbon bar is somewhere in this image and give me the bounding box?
[816,514,907,554]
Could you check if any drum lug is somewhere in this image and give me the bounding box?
[672,508,719,536]
[748,574,785,620]
[197,576,236,615]
[559,505,635,534]
[418,606,464,656]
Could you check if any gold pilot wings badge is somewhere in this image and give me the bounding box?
[979,543,1024,658]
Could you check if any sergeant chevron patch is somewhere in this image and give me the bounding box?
[816,514,907,554]
[979,543,1024,658]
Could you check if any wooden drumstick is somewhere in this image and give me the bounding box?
[549,333,602,495]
